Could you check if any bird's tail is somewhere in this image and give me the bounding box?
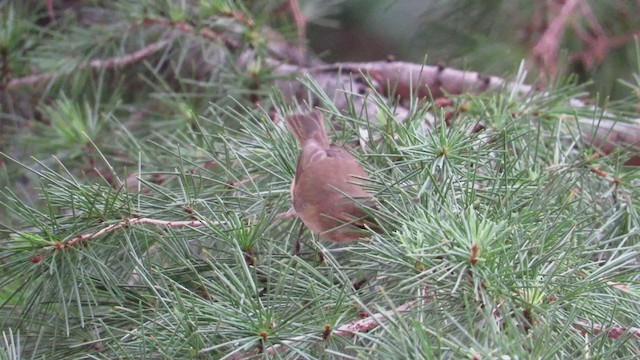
[286,110,329,146]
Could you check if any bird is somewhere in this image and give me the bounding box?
[286,110,380,243]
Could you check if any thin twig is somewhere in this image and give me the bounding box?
[570,30,640,69]
[46,0,55,22]
[142,18,239,48]
[287,0,306,44]
[227,174,261,188]
[66,217,214,246]
[577,0,606,37]
[6,37,173,89]
[287,0,308,65]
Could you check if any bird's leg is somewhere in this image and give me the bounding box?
[274,208,297,221]
[273,208,303,255]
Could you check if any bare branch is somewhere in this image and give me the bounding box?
[532,0,582,77]
[571,30,640,69]
[577,0,606,37]
[65,217,214,247]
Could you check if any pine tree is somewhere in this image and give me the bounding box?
[1,1,639,358]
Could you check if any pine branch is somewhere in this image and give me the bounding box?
[5,36,174,89]
[140,18,239,48]
[65,217,215,246]
[262,300,417,356]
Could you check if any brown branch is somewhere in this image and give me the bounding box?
[286,0,307,64]
[573,320,640,339]
[287,0,306,44]
[220,11,255,28]
[141,18,239,48]
[537,0,638,73]
[45,0,55,22]
[260,301,416,356]
[89,38,172,69]
[589,166,620,184]
[333,301,416,336]
[532,0,582,78]
[576,0,606,37]
[570,30,640,70]
[226,174,260,188]
[608,31,640,49]
[6,15,242,91]
[5,37,173,89]
[5,18,639,163]
[28,216,215,264]
[65,217,213,247]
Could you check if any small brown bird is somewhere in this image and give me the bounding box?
[286,110,379,243]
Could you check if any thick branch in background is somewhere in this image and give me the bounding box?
[259,57,640,165]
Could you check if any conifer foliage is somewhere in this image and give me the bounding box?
[1,1,639,358]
